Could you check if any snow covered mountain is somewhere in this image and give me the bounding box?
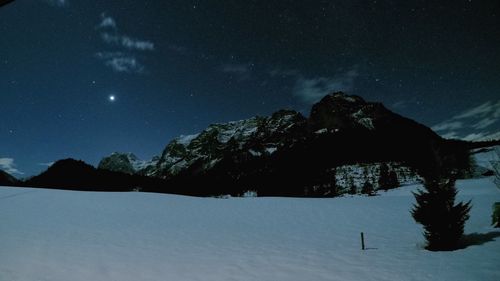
[98,152,158,176]
[95,92,485,196]
[154,109,306,177]
[100,109,307,178]
[100,93,429,177]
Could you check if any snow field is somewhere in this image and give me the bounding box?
[0,177,499,281]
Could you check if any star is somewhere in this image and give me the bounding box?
[109,95,116,102]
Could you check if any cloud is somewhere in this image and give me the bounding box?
[439,130,500,141]
[44,0,67,7]
[95,51,124,59]
[472,117,497,130]
[265,66,359,104]
[0,158,24,175]
[391,98,423,110]
[106,57,144,73]
[167,44,188,54]
[96,52,144,73]
[432,121,463,132]
[268,68,300,78]
[221,63,253,80]
[98,13,116,29]
[440,131,460,139]
[120,36,154,51]
[96,13,154,73]
[462,131,500,142]
[292,69,359,104]
[453,101,500,120]
[96,13,155,73]
[38,162,55,167]
[432,100,500,141]
[101,33,154,51]
[222,64,250,74]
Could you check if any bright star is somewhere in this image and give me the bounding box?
[109,95,116,102]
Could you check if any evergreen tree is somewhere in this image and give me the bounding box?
[361,180,374,196]
[361,166,374,195]
[412,175,472,251]
[378,163,399,191]
[387,170,400,189]
[492,203,500,228]
[492,147,500,188]
[347,175,357,195]
[329,168,339,197]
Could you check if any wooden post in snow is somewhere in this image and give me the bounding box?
[361,232,365,250]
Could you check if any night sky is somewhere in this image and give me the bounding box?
[1,0,499,177]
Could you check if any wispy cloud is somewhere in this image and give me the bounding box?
[101,33,154,51]
[440,131,460,139]
[97,13,116,29]
[222,64,250,74]
[472,117,497,130]
[167,44,188,54]
[439,131,500,142]
[96,52,144,73]
[391,98,424,110]
[96,12,154,74]
[106,57,144,73]
[221,63,253,80]
[121,36,154,51]
[292,69,359,104]
[268,68,300,78]
[432,121,463,132]
[0,158,23,175]
[38,162,55,167]
[462,131,500,142]
[44,0,67,7]
[432,100,500,141]
[453,101,500,120]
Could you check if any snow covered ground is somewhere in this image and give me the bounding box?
[1,178,499,281]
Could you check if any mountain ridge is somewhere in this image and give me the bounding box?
[18,92,499,196]
[94,92,488,196]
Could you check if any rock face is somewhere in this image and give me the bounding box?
[98,109,307,179]
[153,110,307,178]
[98,153,158,176]
[309,93,382,130]
[97,92,473,196]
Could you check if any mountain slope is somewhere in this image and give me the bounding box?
[0,170,20,186]
[25,159,169,193]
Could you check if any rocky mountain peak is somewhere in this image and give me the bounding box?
[98,152,158,176]
[309,91,388,131]
[323,92,366,104]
